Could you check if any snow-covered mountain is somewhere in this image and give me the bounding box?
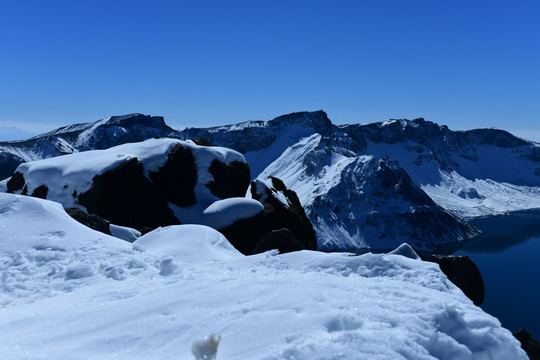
[0,114,181,179]
[183,112,540,217]
[3,111,539,250]
[342,118,540,217]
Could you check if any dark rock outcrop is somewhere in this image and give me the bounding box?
[219,176,317,255]
[207,160,251,199]
[513,328,540,360]
[252,228,306,254]
[148,144,197,207]
[78,158,180,230]
[426,254,485,306]
[6,172,26,193]
[65,207,111,235]
[31,185,48,199]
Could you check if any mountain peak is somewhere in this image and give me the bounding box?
[102,113,168,128]
[270,110,332,132]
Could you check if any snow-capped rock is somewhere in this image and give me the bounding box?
[2,138,250,232]
[426,254,485,306]
[218,176,318,254]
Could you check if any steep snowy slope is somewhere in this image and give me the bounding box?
[0,193,527,359]
[342,118,540,216]
[182,110,335,176]
[257,133,478,250]
[0,114,181,179]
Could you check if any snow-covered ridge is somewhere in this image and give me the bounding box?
[0,113,181,179]
[342,118,540,216]
[182,110,333,154]
[2,110,540,249]
[184,113,540,218]
[0,193,527,359]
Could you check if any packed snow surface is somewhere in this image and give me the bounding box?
[0,193,526,359]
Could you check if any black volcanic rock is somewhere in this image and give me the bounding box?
[6,172,25,193]
[207,159,251,199]
[31,185,48,199]
[252,228,306,254]
[513,328,540,360]
[78,158,180,230]
[148,144,197,207]
[426,254,485,306]
[218,176,317,255]
[65,207,111,235]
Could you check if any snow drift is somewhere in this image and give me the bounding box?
[0,193,527,359]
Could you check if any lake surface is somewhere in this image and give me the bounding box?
[440,209,540,339]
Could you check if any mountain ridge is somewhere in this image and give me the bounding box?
[2,111,539,249]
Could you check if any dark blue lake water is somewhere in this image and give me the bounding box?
[445,210,540,339]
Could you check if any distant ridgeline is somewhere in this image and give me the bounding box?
[2,111,540,251]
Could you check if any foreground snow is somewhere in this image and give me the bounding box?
[0,194,527,359]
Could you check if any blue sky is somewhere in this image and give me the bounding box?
[1,0,539,140]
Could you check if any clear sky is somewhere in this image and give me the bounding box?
[1,0,539,140]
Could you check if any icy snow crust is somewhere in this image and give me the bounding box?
[0,193,527,359]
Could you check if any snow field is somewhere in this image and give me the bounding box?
[0,193,527,359]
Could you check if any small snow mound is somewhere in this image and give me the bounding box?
[387,243,421,260]
[109,224,141,242]
[201,198,264,229]
[192,333,221,360]
[134,224,242,262]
